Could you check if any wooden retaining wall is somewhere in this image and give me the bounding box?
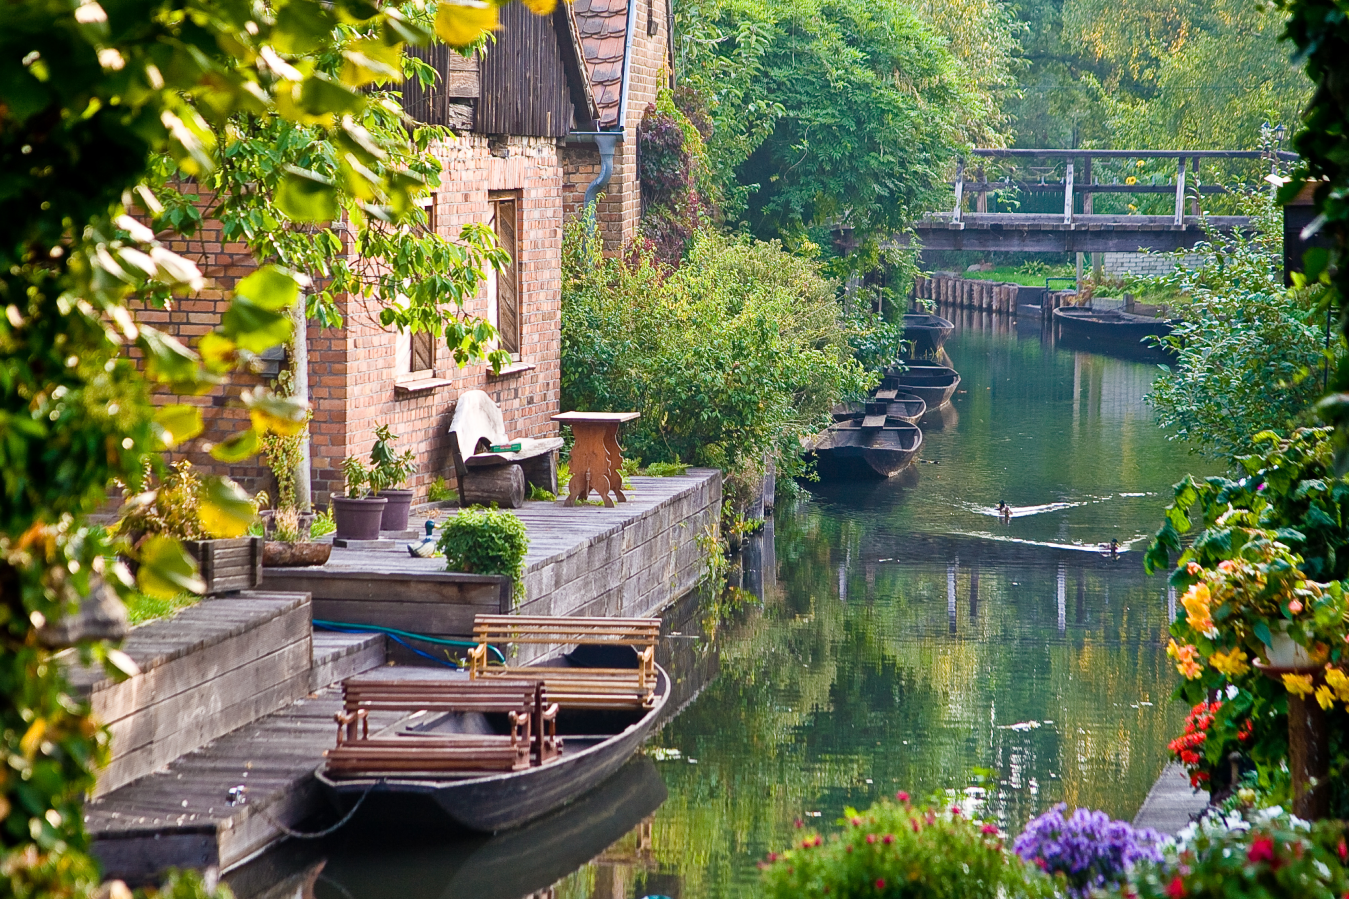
[65,593,314,798]
[912,273,1078,319]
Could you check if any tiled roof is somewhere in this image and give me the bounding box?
[571,0,628,128]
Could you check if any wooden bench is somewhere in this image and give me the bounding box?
[449,390,564,509]
[468,615,660,709]
[324,677,560,776]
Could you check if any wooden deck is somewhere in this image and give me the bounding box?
[87,631,390,882]
[262,471,722,655]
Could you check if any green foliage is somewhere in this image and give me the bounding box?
[310,507,337,538]
[675,0,991,267]
[1128,813,1349,899]
[561,220,875,491]
[643,461,691,477]
[760,796,1055,899]
[124,591,200,627]
[436,508,529,597]
[1146,193,1335,462]
[1277,0,1349,471]
[340,457,369,499]
[368,423,417,494]
[428,477,456,503]
[637,91,717,267]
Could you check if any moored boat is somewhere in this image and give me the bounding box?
[316,659,671,834]
[1052,306,1174,346]
[831,392,927,424]
[901,313,956,357]
[804,420,923,479]
[887,361,961,410]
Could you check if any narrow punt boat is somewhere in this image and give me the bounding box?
[831,392,927,424]
[901,313,956,357]
[887,362,961,410]
[804,419,923,479]
[316,656,671,834]
[1052,306,1174,346]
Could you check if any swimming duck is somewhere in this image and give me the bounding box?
[407,519,438,558]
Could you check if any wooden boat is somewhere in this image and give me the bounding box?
[831,392,926,425]
[804,420,923,479]
[886,361,961,410]
[316,658,671,834]
[901,313,956,357]
[316,758,668,899]
[1052,306,1174,346]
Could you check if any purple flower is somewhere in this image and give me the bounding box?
[1013,805,1164,899]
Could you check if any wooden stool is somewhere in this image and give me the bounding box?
[552,411,640,507]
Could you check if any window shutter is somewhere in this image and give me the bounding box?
[494,198,520,355]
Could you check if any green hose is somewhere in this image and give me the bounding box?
[313,619,507,663]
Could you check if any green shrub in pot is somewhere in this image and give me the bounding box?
[437,507,529,601]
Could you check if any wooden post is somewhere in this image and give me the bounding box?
[1288,693,1331,820]
[1174,156,1187,226]
[953,159,964,223]
[1082,154,1093,215]
[1190,157,1201,215]
[1063,162,1075,225]
[976,167,988,213]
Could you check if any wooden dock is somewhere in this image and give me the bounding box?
[263,471,722,660]
[1133,763,1209,834]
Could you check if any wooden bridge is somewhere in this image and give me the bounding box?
[913,149,1297,253]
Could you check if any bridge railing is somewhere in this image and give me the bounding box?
[951,149,1298,227]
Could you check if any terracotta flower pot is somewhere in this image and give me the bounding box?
[332,496,388,540]
[263,542,333,567]
[378,488,415,531]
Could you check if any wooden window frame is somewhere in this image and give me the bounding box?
[403,194,438,381]
[488,191,522,359]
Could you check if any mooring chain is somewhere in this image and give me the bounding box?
[227,783,375,840]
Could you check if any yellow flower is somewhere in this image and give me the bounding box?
[1125,176,1137,185]
[1325,666,1349,702]
[1182,583,1216,637]
[1136,160,1146,168]
[1315,685,1336,710]
[1209,647,1250,677]
[1282,673,1315,698]
[1168,639,1204,679]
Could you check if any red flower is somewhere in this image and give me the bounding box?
[1035,858,1048,870]
[1338,839,1347,863]
[1248,836,1276,865]
[982,824,999,835]
[795,818,803,828]
[951,806,962,815]
[1166,877,1186,899]
[883,834,894,844]
[852,816,863,827]
[896,791,910,802]
[768,852,778,862]
[866,834,876,844]
[911,819,920,833]
[875,879,886,891]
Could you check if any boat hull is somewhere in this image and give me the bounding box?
[887,363,960,409]
[832,393,927,425]
[317,667,670,834]
[1052,306,1174,345]
[805,424,923,479]
[901,313,955,357]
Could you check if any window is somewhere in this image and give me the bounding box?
[401,193,437,378]
[487,193,521,357]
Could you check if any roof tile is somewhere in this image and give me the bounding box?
[571,0,629,126]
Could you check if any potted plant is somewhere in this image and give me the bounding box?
[258,410,330,565]
[369,423,418,531]
[331,456,387,540]
[115,460,264,595]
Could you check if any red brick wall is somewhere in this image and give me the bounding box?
[561,0,672,253]
[149,133,563,507]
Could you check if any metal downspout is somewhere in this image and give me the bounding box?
[582,134,618,242]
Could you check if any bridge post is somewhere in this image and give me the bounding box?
[1063,162,1074,225]
[953,158,964,224]
[1082,154,1093,215]
[1173,156,1187,226]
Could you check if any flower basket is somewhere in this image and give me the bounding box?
[182,536,263,595]
[263,541,333,567]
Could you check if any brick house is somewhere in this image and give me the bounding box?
[150,0,671,506]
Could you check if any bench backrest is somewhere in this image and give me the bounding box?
[343,677,537,714]
[448,390,511,474]
[473,615,660,649]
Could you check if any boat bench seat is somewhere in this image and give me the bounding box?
[325,677,561,775]
[469,615,660,710]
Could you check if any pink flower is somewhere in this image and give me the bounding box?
[875,879,886,891]
[795,818,803,828]
[896,791,910,802]
[852,816,863,826]
[768,852,777,862]
[866,834,876,844]
[911,819,920,832]
[1289,600,1304,614]
[1338,839,1347,862]
[982,824,999,835]
[951,806,962,815]
[883,834,894,844]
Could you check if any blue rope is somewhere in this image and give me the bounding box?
[312,619,507,664]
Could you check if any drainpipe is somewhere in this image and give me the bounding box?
[582,133,618,243]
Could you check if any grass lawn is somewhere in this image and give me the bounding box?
[124,591,199,626]
[956,264,1077,287]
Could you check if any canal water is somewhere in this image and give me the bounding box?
[242,312,1219,899]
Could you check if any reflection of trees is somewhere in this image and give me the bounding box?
[643,498,1185,899]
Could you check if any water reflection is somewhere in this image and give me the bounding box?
[230,314,1216,899]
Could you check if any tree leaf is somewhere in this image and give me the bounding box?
[243,388,308,436]
[221,298,292,353]
[236,265,303,312]
[210,428,260,463]
[436,0,498,48]
[137,535,205,598]
[276,167,341,222]
[273,0,336,54]
[199,476,256,538]
[152,404,204,449]
[138,327,201,386]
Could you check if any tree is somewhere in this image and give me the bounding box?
[0,0,507,891]
[675,0,995,267]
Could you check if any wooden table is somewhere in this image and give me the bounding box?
[552,411,640,507]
